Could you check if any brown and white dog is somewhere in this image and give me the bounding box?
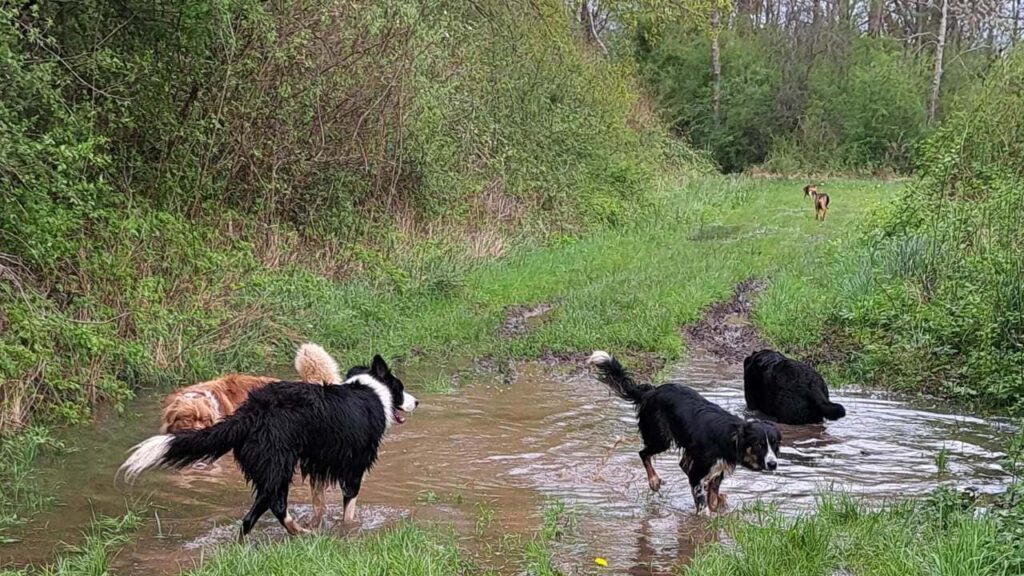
[158,343,342,527]
[160,374,277,434]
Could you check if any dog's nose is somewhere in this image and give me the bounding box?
[766,459,777,471]
[415,399,420,408]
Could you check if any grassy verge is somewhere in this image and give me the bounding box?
[278,177,896,372]
[684,490,1024,576]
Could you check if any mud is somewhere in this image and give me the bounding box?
[499,302,556,339]
[682,278,768,361]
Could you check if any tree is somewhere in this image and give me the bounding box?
[929,0,948,122]
[710,7,722,127]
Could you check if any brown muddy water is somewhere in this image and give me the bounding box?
[1,354,1016,575]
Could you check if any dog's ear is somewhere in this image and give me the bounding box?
[371,355,389,379]
[732,422,745,448]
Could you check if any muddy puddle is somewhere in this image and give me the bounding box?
[2,354,1015,575]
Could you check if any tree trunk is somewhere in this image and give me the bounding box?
[579,1,607,53]
[929,0,948,123]
[710,8,722,129]
[868,0,884,35]
[1014,0,1020,43]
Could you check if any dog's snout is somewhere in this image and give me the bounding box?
[766,459,778,471]
[414,399,420,408]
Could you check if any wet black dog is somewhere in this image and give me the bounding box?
[588,351,781,515]
[119,355,417,539]
[743,349,845,425]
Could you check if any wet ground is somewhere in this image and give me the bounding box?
[1,351,1015,575]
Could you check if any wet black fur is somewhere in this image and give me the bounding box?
[743,349,846,424]
[153,355,409,537]
[591,354,781,512]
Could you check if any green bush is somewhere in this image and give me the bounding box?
[0,0,701,434]
[638,28,941,173]
[775,50,1024,411]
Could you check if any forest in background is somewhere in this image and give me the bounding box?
[623,0,1020,172]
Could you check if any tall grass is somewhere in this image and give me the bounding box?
[0,428,64,542]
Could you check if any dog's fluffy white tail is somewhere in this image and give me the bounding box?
[119,435,172,483]
[295,343,341,384]
[587,350,613,365]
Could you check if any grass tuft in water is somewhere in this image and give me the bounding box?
[0,428,65,542]
[2,510,142,576]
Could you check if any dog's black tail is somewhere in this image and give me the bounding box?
[587,351,655,405]
[118,412,251,482]
[814,395,846,421]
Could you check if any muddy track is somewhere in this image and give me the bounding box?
[683,278,768,361]
[498,302,556,340]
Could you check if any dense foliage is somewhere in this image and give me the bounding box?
[635,22,990,173]
[763,51,1024,411]
[0,0,701,432]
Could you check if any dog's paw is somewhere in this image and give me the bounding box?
[648,475,663,492]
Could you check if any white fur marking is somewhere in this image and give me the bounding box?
[400,391,418,412]
[295,343,342,384]
[119,435,172,483]
[344,374,395,427]
[183,390,222,419]
[765,433,778,469]
[343,497,358,522]
[707,458,735,479]
[587,350,612,365]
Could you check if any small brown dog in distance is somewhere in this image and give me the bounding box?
[812,190,830,221]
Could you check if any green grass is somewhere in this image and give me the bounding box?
[270,177,895,376]
[0,428,65,542]
[179,501,575,576]
[183,523,465,576]
[684,493,1023,576]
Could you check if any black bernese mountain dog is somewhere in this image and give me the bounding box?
[588,351,781,515]
[743,349,845,425]
[119,355,417,540]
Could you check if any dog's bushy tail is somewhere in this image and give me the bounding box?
[295,342,341,384]
[587,351,655,405]
[118,414,250,483]
[816,397,846,420]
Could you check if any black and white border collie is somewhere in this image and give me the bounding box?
[119,355,417,539]
[743,349,845,425]
[588,351,781,515]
